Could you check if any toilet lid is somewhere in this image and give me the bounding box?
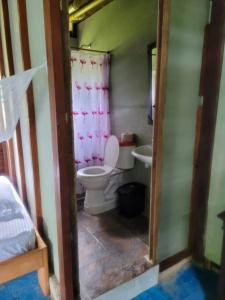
[104,135,119,168]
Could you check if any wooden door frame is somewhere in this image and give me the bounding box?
[43,1,79,299]
[149,0,171,264]
[44,0,170,299]
[189,0,225,261]
[150,0,225,267]
[43,0,172,298]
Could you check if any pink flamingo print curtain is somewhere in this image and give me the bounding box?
[71,50,111,175]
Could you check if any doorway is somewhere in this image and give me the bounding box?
[43,0,169,298]
[69,0,160,298]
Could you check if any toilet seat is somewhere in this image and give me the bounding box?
[77,165,113,178]
[104,136,119,168]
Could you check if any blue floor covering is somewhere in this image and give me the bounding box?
[134,266,218,300]
[0,272,50,300]
[0,266,218,300]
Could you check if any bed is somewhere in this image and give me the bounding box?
[0,176,49,296]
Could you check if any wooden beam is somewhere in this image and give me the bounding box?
[2,0,14,75]
[0,26,5,77]
[149,0,171,263]
[0,2,16,185]
[0,15,8,176]
[43,1,79,299]
[199,25,210,97]
[190,0,225,260]
[189,105,203,251]
[2,0,27,202]
[1,143,9,175]
[7,139,17,184]
[17,0,43,231]
[15,123,27,203]
[0,144,4,173]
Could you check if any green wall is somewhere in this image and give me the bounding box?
[157,0,208,260]
[79,0,157,145]
[205,49,225,265]
[25,0,60,280]
[78,0,157,202]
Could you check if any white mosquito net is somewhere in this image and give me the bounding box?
[0,63,46,143]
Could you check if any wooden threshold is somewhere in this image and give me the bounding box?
[159,249,190,272]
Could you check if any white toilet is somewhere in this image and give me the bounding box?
[77,135,120,214]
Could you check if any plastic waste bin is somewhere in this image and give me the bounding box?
[117,182,146,218]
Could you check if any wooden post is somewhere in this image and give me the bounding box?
[149,0,171,263]
[218,211,225,300]
[43,0,79,299]
[190,0,225,260]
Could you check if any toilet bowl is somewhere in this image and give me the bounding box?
[77,135,119,215]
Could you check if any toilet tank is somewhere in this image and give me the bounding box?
[116,141,136,169]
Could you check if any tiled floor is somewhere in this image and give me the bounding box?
[78,209,150,299]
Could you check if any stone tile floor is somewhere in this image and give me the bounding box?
[78,209,150,299]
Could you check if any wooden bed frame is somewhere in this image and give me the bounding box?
[0,229,49,296]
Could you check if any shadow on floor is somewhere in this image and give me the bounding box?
[78,209,151,299]
[190,266,219,300]
[134,265,219,300]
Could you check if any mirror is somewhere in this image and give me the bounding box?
[147,42,157,125]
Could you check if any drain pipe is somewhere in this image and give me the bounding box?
[69,0,110,23]
[68,0,82,15]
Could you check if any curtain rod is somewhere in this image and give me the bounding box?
[71,47,110,54]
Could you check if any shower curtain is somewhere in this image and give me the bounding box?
[71,50,111,192]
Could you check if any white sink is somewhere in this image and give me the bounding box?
[131,145,152,167]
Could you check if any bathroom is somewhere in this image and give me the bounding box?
[1,0,224,299]
[70,0,158,298]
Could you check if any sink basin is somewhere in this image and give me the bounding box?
[131,145,152,167]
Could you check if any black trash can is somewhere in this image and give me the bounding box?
[117,182,146,218]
